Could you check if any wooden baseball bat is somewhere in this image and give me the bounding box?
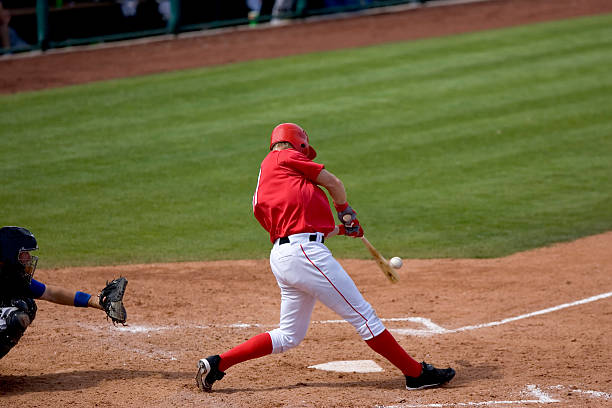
[340,213,399,283]
[360,236,400,283]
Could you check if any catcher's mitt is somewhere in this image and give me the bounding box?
[99,277,128,325]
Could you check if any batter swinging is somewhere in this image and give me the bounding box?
[195,123,455,392]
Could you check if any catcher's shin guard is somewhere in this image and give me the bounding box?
[0,303,34,359]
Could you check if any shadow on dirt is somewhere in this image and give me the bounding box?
[452,361,502,384]
[216,378,405,394]
[213,362,500,394]
[0,369,188,395]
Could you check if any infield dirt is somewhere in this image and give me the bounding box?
[1,232,611,407]
[1,0,611,407]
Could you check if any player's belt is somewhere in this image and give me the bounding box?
[278,234,324,245]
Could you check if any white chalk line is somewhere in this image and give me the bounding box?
[377,385,558,408]
[76,291,611,361]
[452,291,612,333]
[526,384,559,403]
[549,385,612,400]
[391,291,612,336]
[376,384,612,407]
[79,317,445,335]
[78,291,612,338]
[75,322,180,360]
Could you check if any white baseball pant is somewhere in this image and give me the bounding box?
[267,232,386,353]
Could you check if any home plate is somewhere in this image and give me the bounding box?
[308,360,383,373]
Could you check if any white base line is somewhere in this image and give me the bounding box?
[392,291,612,336]
[377,385,558,408]
[549,385,612,400]
[79,292,612,338]
[384,401,545,408]
[453,291,612,333]
[376,384,559,408]
[377,384,612,408]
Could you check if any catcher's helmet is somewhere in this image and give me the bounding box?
[269,123,316,160]
[0,226,39,285]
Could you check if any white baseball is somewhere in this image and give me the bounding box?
[389,256,403,269]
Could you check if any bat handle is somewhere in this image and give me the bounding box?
[360,235,371,246]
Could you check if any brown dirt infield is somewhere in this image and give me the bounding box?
[1,0,611,407]
[1,232,611,407]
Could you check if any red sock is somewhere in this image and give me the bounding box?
[218,332,273,372]
[365,329,422,377]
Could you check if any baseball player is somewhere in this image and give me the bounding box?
[195,123,455,392]
[0,226,127,359]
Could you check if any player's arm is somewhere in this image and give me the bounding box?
[39,284,103,309]
[35,278,127,324]
[316,169,347,205]
[316,169,346,238]
[316,169,363,238]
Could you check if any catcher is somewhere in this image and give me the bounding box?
[0,226,128,359]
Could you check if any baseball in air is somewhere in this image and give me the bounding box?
[389,257,403,269]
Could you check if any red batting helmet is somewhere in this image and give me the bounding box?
[269,123,316,160]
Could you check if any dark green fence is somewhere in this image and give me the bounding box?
[1,0,428,54]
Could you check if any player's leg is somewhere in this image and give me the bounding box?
[299,243,455,388]
[196,283,316,391]
[196,244,317,392]
[297,242,387,338]
[297,243,422,374]
[215,283,316,372]
[267,283,316,353]
[271,0,294,20]
[262,238,320,354]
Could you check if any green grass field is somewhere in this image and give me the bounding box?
[1,14,611,267]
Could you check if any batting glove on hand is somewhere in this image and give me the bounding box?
[334,202,357,227]
[337,222,364,238]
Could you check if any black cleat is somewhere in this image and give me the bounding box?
[405,361,455,390]
[195,355,226,392]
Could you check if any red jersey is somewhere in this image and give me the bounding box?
[253,149,335,242]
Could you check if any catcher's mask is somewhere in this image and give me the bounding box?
[269,123,316,160]
[0,226,39,285]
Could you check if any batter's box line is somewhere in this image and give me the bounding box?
[377,384,558,407]
[76,291,611,338]
[313,317,448,336]
[375,384,612,408]
[548,385,612,401]
[390,291,612,337]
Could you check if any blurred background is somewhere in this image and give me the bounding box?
[0,0,432,53]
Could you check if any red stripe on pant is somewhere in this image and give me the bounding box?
[300,244,374,338]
